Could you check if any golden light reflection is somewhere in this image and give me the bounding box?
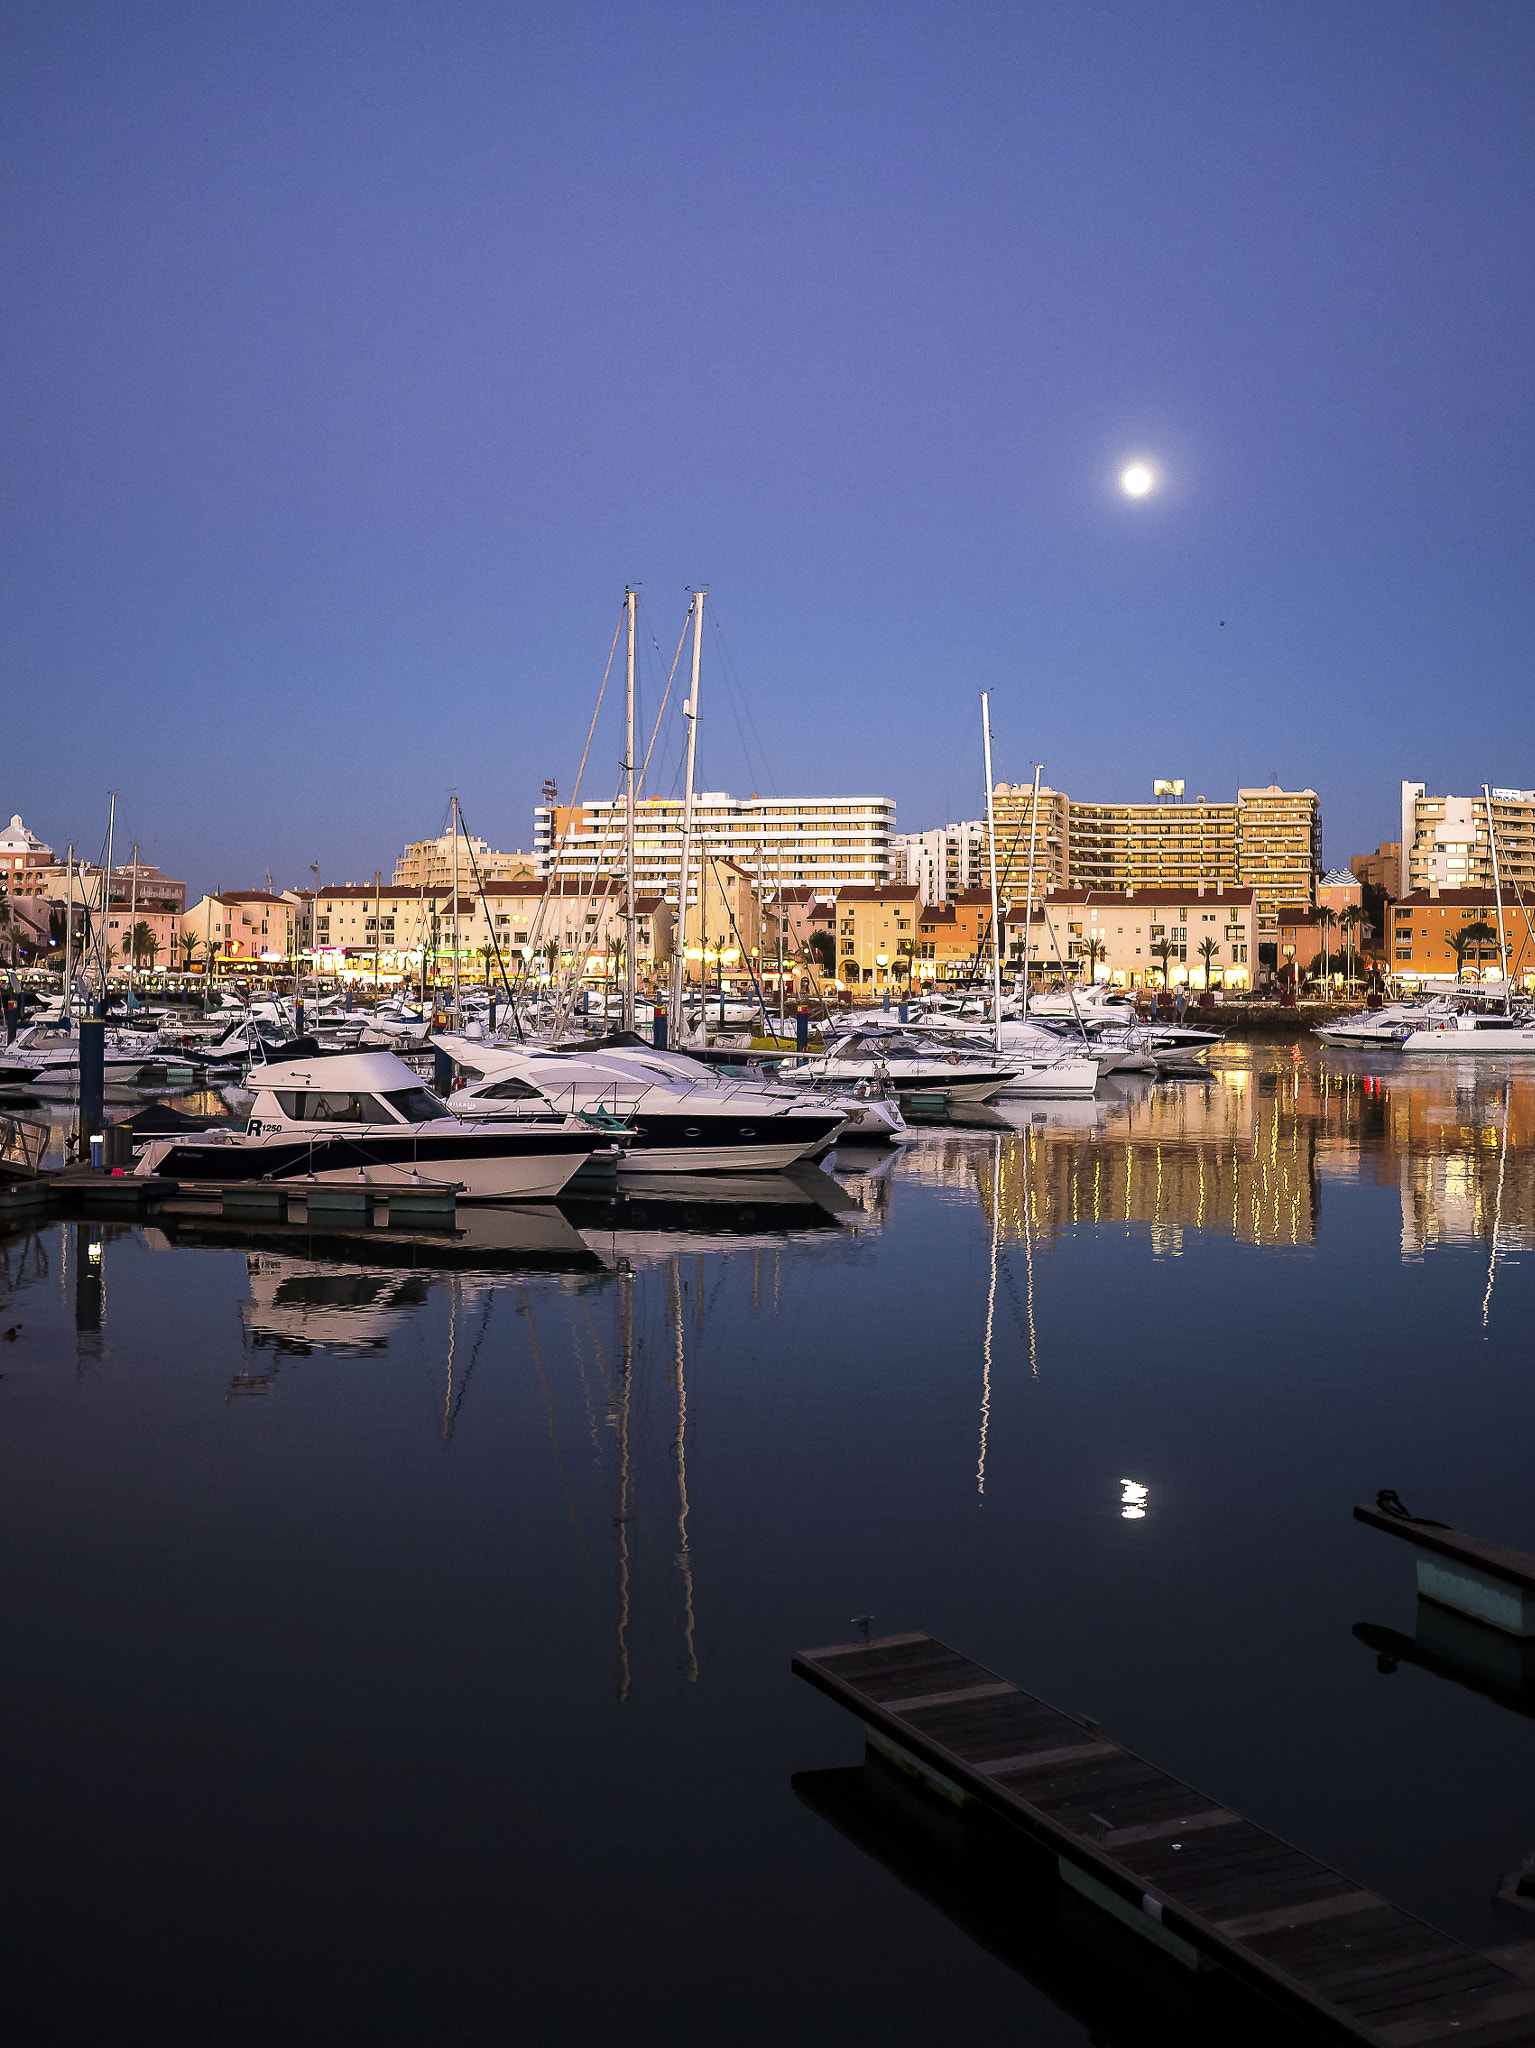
[946,1054,1534,1258]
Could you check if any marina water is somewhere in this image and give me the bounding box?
[3,1032,1532,2046]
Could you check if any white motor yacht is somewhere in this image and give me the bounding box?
[777,1030,1015,1104]
[433,1035,852,1172]
[1398,1009,1535,1054]
[132,1048,612,1200]
[1313,998,1457,1049]
[0,1020,181,1089]
[822,1021,1099,1098]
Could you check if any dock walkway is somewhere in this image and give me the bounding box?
[794,1631,1535,2045]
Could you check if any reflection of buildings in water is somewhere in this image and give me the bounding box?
[969,1070,1319,1250]
[946,1060,1535,1259]
[1384,1074,1535,1261]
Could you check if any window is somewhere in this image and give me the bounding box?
[382,1087,450,1121]
[274,1091,391,1122]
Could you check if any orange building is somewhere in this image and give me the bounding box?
[1388,888,1535,985]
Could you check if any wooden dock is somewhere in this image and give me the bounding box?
[794,1630,1535,2045]
[0,1166,457,1228]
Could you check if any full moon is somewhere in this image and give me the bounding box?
[1121,463,1155,497]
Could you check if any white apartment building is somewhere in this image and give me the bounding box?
[534,792,895,899]
[1401,780,1535,899]
[890,821,987,903]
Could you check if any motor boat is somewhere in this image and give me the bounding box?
[776,1030,1014,1105]
[433,1034,852,1173]
[1398,1009,1535,1054]
[0,1020,183,1089]
[132,1048,615,1200]
[912,1011,1123,1081]
[1314,997,1461,1049]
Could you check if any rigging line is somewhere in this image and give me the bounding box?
[708,611,776,797]
[704,851,771,1027]
[454,801,522,1030]
[516,606,627,995]
[637,604,691,792]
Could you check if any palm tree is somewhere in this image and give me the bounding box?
[1315,905,1336,986]
[180,931,199,974]
[1337,905,1362,986]
[1450,920,1499,978]
[1081,935,1106,984]
[1151,937,1175,989]
[130,920,156,972]
[1197,935,1219,989]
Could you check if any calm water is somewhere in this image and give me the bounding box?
[3,1034,1532,2046]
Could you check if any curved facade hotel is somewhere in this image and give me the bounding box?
[534,792,895,900]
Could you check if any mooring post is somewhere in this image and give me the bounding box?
[433,1044,454,1096]
[79,1005,106,1159]
[652,1003,668,1051]
[796,1006,809,1053]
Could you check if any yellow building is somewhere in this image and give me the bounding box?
[832,884,923,989]
[392,827,537,890]
[676,858,762,988]
[1004,884,1255,989]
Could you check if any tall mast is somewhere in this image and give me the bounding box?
[63,843,74,1014]
[101,792,116,995]
[127,843,139,993]
[624,588,637,1032]
[980,694,1002,1052]
[451,794,461,1022]
[669,589,704,1042]
[1484,783,1510,1005]
[1020,764,1043,1019]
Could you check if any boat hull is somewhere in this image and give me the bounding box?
[141,1127,602,1201]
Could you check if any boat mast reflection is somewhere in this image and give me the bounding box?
[669,1258,698,1685]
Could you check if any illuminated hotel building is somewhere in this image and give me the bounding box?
[535,792,895,904]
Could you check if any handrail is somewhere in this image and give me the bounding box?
[0,1112,51,1176]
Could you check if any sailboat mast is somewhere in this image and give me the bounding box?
[1020,764,1043,1019]
[669,589,704,1042]
[980,694,1003,1052]
[127,843,139,993]
[451,793,461,1022]
[101,792,116,996]
[1484,783,1511,1005]
[63,844,74,1013]
[624,588,637,1032]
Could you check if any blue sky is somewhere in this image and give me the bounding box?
[4,1,1532,894]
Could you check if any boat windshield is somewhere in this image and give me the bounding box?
[382,1086,451,1121]
[469,1077,545,1101]
[273,1090,393,1123]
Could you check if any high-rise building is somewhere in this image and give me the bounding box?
[1234,785,1322,935]
[908,781,1317,937]
[987,785,1072,895]
[890,821,987,902]
[534,792,895,901]
[1400,782,1535,900]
